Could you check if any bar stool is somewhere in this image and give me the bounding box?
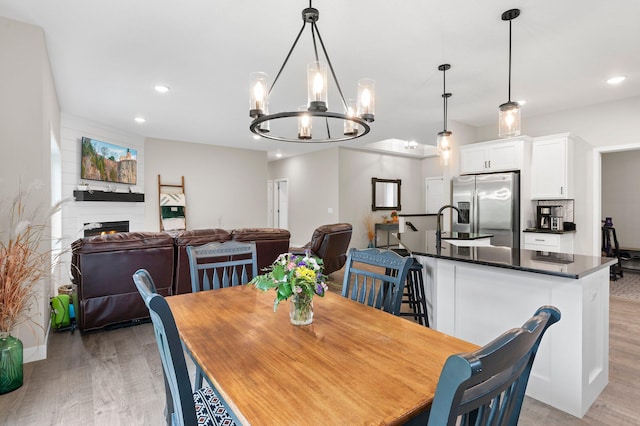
[399,258,429,327]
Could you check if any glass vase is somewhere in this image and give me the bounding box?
[289,293,313,325]
[0,332,23,394]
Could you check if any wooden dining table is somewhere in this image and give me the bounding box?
[166,285,478,425]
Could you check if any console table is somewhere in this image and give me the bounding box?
[375,223,399,248]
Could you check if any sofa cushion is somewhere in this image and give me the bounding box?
[172,229,232,295]
[71,232,175,331]
[231,228,290,272]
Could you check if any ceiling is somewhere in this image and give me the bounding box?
[1,0,639,161]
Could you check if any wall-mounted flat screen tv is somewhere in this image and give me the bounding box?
[81,137,137,185]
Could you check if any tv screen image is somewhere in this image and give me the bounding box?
[81,137,137,185]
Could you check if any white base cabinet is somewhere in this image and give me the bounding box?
[416,255,609,418]
[523,232,574,254]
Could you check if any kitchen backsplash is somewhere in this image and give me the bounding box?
[537,199,575,223]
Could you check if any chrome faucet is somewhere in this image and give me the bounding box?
[436,204,461,243]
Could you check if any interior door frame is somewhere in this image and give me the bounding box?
[592,142,640,256]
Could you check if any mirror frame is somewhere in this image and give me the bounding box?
[371,177,401,211]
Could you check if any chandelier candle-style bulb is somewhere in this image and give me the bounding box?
[307,61,328,111]
[249,72,269,118]
[344,99,358,136]
[357,78,375,122]
[298,106,312,140]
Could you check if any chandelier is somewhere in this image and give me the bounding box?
[249,1,375,143]
[436,64,452,166]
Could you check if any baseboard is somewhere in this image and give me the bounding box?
[23,319,51,364]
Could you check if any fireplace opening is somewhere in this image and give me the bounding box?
[84,220,130,237]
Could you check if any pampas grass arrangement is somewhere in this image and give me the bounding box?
[0,183,62,333]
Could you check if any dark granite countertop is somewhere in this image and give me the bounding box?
[523,228,577,234]
[392,231,615,279]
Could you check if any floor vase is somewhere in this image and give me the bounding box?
[0,332,23,394]
[289,293,313,325]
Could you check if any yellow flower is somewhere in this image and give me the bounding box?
[296,266,316,282]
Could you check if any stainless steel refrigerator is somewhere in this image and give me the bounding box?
[452,172,520,248]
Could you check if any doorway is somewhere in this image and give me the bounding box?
[593,143,640,256]
[268,179,289,229]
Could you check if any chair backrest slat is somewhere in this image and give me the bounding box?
[187,240,258,293]
[427,305,561,426]
[341,248,412,315]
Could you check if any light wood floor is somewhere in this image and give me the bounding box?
[1,295,639,425]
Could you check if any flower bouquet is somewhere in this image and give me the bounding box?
[250,251,328,325]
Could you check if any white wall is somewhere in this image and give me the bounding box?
[339,148,424,249]
[145,138,268,231]
[0,16,60,362]
[268,148,341,246]
[60,114,146,268]
[602,150,640,250]
[476,96,640,148]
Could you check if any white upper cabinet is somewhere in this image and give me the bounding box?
[459,139,525,174]
[531,134,574,199]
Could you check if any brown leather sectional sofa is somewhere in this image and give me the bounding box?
[71,228,290,331]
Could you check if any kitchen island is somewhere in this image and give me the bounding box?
[393,231,616,418]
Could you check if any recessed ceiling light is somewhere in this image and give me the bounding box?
[134,117,146,123]
[154,85,170,93]
[253,135,261,140]
[275,153,282,158]
[606,76,626,85]
[517,100,527,106]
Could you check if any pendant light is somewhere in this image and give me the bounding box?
[249,1,375,143]
[436,64,452,166]
[498,8,521,138]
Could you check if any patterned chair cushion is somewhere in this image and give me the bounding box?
[193,386,237,426]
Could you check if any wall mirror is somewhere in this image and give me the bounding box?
[372,177,401,211]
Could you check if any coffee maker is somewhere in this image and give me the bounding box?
[537,205,563,230]
[550,206,564,231]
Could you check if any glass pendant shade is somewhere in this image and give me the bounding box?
[437,131,452,166]
[307,61,328,111]
[498,101,521,138]
[357,78,376,122]
[298,105,312,140]
[249,72,269,118]
[344,99,358,136]
[257,102,270,133]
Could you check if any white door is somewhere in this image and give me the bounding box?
[425,177,446,214]
[275,179,288,229]
[267,180,274,227]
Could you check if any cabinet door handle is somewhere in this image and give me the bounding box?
[560,186,564,195]
[535,239,545,242]
[488,160,491,168]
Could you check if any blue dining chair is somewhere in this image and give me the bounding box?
[186,240,258,292]
[186,240,258,388]
[132,269,238,426]
[341,248,413,315]
[426,305,561,426]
